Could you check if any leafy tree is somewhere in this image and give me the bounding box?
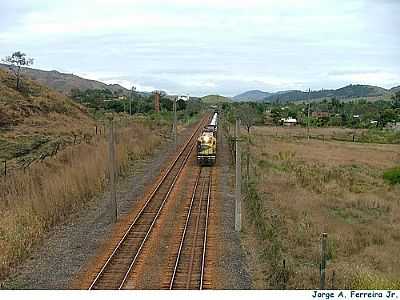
[2,51,34,90]
[176,99,187,111]
[392,91,400,109]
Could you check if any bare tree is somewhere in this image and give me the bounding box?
[2,51,34,90]
[238,103,258,134]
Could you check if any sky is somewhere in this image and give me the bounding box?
[0,0,399,97]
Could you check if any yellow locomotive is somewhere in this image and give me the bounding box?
[197,113,218,165]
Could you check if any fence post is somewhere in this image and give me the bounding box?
[283,259,287,289]
[331,270,335,289]
[235,118,241,232]
[320,232,328,289]
[3,160,6,177]
[173,97,177,147]
[108,119,118,223]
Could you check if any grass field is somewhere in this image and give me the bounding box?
[0,118,169,281]
[257,126,400,144]
[242,126,400,289]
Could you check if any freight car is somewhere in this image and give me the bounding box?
[197,113,218,165]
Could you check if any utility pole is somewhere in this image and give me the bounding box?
[235,118,242,232]
[130,86,136,115]
[173,96,177,147]
[307,88,311,141]
[108,119,118,223]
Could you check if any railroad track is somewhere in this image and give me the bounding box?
[168,167,212,290]
[88,117,209,290]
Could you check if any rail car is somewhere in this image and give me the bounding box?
[197,113,218,165]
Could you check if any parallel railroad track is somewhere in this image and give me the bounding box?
[88,116,209,290]
[168,167,212,290]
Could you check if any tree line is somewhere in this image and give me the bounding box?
[221,92,400,131]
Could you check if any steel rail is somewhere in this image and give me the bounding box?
[186,178,206,288]
[168,168,212,290]
[118,140,196,289]
[200,173,212,290]
[168,169,202,289]
[89,116,207,290]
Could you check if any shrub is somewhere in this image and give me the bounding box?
[383,167,400,185]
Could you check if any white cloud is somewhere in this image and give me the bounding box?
[0,0,398,96]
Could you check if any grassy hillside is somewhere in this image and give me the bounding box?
[235,84,396,103]
[201,94,232,104]
[0,68,172,281]
[0,68,95,164]
[233,90,272,101]
[0,64,129,96]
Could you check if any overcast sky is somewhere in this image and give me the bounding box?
[0,0,399,96]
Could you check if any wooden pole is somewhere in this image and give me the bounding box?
[108,120,118,222]
[173,97,177,147]
[235,118,241,232]
[320,232,328,289]
[307,90,311,141]
[3,160,6,177]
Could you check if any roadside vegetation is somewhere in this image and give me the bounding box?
[221,91,400,135]
[0,67,202,282]
[220,101,400,289]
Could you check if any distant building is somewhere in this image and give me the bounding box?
[370,120,378,126]
[281,117,297,126]
[177,95,190,101]
[311,111,330,118]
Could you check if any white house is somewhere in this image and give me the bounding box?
[281,117,297,126]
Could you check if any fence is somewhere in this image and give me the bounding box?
[0,122,111,179]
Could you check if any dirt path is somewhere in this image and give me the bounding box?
[213,132,252,289]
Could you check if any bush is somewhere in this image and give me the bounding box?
[383,167,400,185]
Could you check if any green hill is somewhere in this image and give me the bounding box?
[234,84,397,103]
[0,68,94,163]
[201,94,232,104]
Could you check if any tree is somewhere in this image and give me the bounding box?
[392,91,400,109]
[2,51,34,90]
[238,103,258,133]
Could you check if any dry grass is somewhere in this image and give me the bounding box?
[258,126,400,144]
[243,126,400,289]
[0,120,167,280]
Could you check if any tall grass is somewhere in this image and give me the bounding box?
[241,127,400,289]
[0,120,166,280]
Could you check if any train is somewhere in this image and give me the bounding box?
[197,112,218,165]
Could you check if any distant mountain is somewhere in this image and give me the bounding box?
[391,86,400,93]
[233,90,272,101]
[0,64,130,96]
[201,94,232,104]
[234,84,397,103]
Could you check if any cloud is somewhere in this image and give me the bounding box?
[0,0,399,96]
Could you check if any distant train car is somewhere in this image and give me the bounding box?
[197,113,218,165]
